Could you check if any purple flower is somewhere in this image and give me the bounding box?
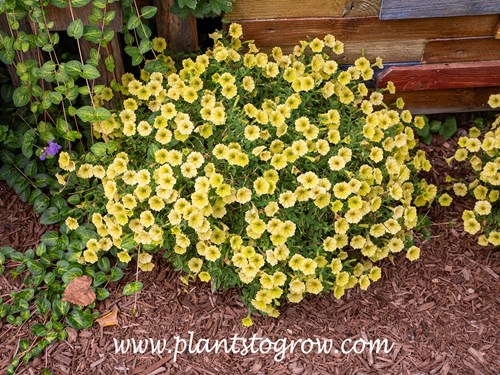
[40,140,62,161]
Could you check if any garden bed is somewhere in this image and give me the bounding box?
[0,136,498,375]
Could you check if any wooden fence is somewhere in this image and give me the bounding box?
[227,0,500,113]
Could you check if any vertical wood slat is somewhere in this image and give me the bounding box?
[380,0,500,20]
[154,0,198,52]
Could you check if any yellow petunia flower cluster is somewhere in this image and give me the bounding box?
[63,24,435,317]
[446,101,499,247]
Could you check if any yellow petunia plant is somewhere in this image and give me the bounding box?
[445,94,499,247]
[60,24,436,319]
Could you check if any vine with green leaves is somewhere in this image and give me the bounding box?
[0,0,162,373]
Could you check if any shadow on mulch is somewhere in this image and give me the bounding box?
[0,135,499,375]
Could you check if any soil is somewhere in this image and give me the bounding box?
[0,136,499,375]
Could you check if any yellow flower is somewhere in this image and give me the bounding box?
[333,182,351,199]
[83,249,98,264]
[406,246,420,261]
[152,36,167,52]
[228,23,243,38]
[253,177,270,195]
[328,155,346,171]
[474,200,491,216]
[65,217,79,230]
[487,93,500,108]
[438,193,453,207]
[414,116,426,129]
[199,271,211,282]
[139,210,155,227]
[359,275,370,290]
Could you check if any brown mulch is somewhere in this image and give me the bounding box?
[0,135,499,375]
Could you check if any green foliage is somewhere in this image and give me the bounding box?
[413,115,459,145]
[172,0,235,18]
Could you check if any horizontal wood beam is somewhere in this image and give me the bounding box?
[236,15,499,47]
[423,37,500,63]
[380,0,500,20]
[227,0,380,20]
[385,87,500,114]
[376,61,500,91]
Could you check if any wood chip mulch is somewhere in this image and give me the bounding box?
[0,135,499,375]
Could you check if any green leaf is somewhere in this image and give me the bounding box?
[63,60,82,77]
[141,5,157,18]
[90,142,107,157]
[104,55,115,72]
[127,15,141,30]
[0,49,15,64]
[62,268,83,284]
[40,207,60,225]
[138,39,153,54]
[82,25,102,43]
[429,120,442,133]
[144,59,169,73]
[122,281,143,296]
[96,288,110,300]
[13,86,30,107]
[94,107,111,121]
[67,19,84,39]
[27,260,45,275]
[76,106,94,122]
[439,116,457,140]
[41,231,59,247]
[52,298,70,318]
[81,64,100,80]
[97,257,110,272]
[178,0,197,10]
[24,160,37,177]
[66,308,94,329]
[31,323,47,337]
[21,129,36,158]
[71,0,91,7]
[34,173,52,188]
[35,298,51,315]
[33,194,50,214]
[93,271,107,287]
[109,267,124,282]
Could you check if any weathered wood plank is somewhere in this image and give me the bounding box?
[44,3,122,31]
[261,39,425,64]
[227,0,380,20]
[496,22,500,39]
[154,0,198,52]
[380,0,500,20]
[376,61,500,91]
[385,87,500,114]
[237,15,499,47]
[423,38,500,63]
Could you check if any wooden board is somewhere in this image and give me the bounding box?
[496,22,500,39]
[385,87,500,114]
[376,61,500,91]
[237,15,500,47]
[261,39,425,64]
[423,38,500,63]
[154,0,198,52]
[227,0,380,20]
[380,0,500,20]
